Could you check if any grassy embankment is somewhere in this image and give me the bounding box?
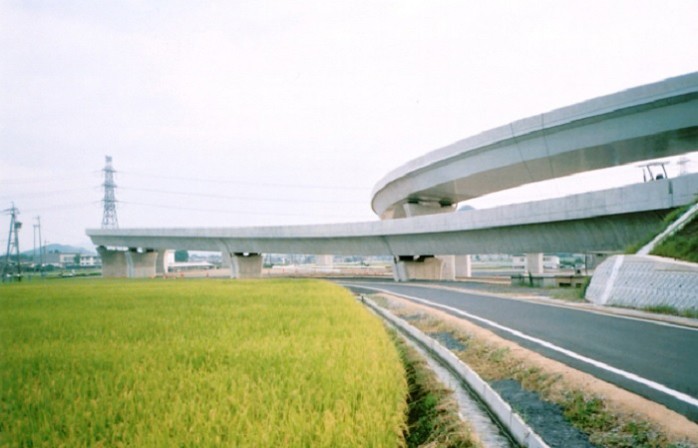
[1,279,407,447]
[651,207,698,263]
[622,204,698,318]
[625,203,698,261]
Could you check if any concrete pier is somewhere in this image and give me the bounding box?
[97,246,128,277]
[125,249,157,278]
[97,246,158,278]
[525,253,544,275]
[228,253,263,279]
[155,249,172,275]
[399,202,458,281]
[455,255,472,278]
[393,255,446,282]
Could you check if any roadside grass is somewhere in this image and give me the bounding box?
[0,279,407,447]
[547,282,589,302]
[375,294,694,448]
[639,305,698,319]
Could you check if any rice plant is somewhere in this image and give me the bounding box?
[0,279,407,447]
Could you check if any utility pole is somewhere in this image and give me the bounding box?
[33,216,44,276]
[101,155,119,229]
[2,204,22,282]
[33,219,38,266]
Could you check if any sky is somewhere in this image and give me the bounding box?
[1,0,698,253]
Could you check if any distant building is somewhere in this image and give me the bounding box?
[79,254,101,267]
[512,255,560,271]
[44,251,101,268]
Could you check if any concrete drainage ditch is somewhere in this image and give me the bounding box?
[361,294,553,448]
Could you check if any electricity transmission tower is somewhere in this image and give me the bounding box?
[101,155,119,229]
[2,204,22,282]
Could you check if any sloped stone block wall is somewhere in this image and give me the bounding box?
[586,255,698,310]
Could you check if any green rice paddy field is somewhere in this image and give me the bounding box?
[0,279,407,447]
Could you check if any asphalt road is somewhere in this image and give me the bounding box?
[337,280,698,422]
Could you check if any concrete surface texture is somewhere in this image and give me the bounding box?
[87,173,698,257]
[372,72,698,219]
[586,255,698,310]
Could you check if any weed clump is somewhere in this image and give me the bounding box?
[563,392,673,448]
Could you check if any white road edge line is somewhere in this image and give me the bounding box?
[361,281,698,331]
[344,283,698,409]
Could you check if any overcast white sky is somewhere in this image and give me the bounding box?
[2,0,698,252]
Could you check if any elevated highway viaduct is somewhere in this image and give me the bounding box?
[86,72,698,279]
[87,172,698,278]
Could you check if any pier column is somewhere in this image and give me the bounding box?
[398,201,458,281]
[97,246,128,277]
[125,248,158,278]
[156,249,173,275]
[525,253,544,275]
[393,256,446,282]
[455,255,472,278]
[97,246,158,278]
[227,253,263,279]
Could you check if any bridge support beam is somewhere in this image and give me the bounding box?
[393,256,447,282]
[223,252,263,279]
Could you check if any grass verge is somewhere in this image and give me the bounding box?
[640,305,698,319]
[375,293,697,448]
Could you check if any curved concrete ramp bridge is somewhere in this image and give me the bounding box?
[86,72,698,280]
[372,71,698,219]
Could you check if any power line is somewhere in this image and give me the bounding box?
[1,172,97,185]
[21,202,98,213]
[118,170,369,191]
[0,187,98,201]
[119,186,365,204]
[122,201,364,218]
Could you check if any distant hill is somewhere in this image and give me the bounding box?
[21,244,96,256]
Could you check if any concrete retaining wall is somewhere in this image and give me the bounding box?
[586,255,698,310]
